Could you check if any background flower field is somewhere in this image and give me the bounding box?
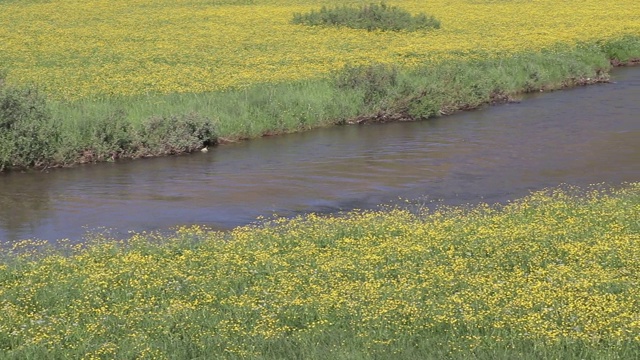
[1,0,639,100]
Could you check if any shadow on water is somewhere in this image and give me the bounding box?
[1,67,639,243]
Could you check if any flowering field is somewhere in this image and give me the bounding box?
[1,0,639,100]
[1,184,639,358]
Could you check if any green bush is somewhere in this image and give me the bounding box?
[77,112,217,162]
[0,79,218,170]
[0,85,60,170]
[292,2,441,32]
[139,113,218,156]
[79,110,138,162]
[334,63,399,106]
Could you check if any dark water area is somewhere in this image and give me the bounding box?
[1,67,639,243]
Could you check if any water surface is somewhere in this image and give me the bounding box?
[1,67,639,242]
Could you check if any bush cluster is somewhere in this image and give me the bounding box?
[0,86,59,170]
[292,2,441,32]
[334,63,399,106]
[0,79,217,171]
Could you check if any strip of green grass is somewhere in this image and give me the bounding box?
[1,183,639,359]
[1,36,639,171]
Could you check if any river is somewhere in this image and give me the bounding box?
[1,67,638,243]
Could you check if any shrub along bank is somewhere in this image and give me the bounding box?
[0,86,217,171]
[0,36,639,171]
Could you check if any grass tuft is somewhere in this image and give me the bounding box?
[292,2,441,32]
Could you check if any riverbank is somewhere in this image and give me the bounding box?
[1,36,639,172]
[1,183,638,358]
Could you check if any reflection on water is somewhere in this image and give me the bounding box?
[1,67,639,242]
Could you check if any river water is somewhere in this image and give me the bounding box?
[1,68,639,243]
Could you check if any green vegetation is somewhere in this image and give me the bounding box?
[292,2,441,32]
[1,36,639,171]
[0,83,217,171]
[1,184,639,359]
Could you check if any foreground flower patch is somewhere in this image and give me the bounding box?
[1,184,639,358]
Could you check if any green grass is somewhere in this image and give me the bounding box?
[1,183,639,359]
[1,36,639,171]
[292,2,441,32]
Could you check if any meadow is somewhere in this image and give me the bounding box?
[0,0,640,169]
[2,0,639,99]
[1,184,639,359]
[2,2,639,358]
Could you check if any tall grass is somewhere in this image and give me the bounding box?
[1,183,639,359]
[1,36,639,171]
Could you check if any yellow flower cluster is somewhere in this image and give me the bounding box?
[0,0,638,100]
[1,184,639,357]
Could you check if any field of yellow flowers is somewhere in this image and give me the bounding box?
[1,0,639,100]
[1,184,639,358]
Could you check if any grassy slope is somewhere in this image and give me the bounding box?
[1,36,640,171]
[1,184,639,359]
